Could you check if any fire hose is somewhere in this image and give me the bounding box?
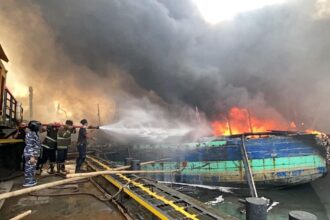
[29,175,142,203]
[20,123,100,129]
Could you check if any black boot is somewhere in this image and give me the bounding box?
[48,163,55,174]
[56,163,61,174]
[75,165,80,173]
[36,164,43,175]
[57,163,67,174]
[61,164,67,174]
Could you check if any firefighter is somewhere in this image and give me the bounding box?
[75,119,92,172]
[57,120,75,174]
[37,123,59,174]
[23,120,42,187]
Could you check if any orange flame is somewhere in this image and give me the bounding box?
[212,107,288,136]
[305,129,323,135]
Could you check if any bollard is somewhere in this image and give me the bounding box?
[124,157,133,166]
[131,160,141,171]
[289,210,317,220]
[246,197,267,220]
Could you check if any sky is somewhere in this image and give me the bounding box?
[193,0,286,23]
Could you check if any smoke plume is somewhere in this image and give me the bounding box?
[1,0,330,135]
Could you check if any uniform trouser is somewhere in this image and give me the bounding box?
[57,148,68,163]
[42,147,56,163]
[37,147,56,170]
[15,143,25,170]
[24,157,37,184]
[76,143,86,171]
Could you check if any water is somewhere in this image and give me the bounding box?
[101,123,191,143]
[99,102,212,143]
[175,176,330,220]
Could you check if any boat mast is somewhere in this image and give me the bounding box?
[227,114,233,135]
[246,109,253,133]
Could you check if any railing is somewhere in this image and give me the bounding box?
[0,87,23,127]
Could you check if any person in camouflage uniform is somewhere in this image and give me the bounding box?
[23,120,42,187]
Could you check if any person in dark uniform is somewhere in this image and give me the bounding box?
[75,119,90,173]
[23,120,41,187]
[37,124,59,174]
[57,120,75,174]
[13,121,27,170]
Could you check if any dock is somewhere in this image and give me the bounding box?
[0,155,237,220]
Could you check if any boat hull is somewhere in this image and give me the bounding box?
[103,133,328,188]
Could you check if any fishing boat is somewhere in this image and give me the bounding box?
[102,131,329,188]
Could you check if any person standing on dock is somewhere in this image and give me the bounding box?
[75,119,94,173]
[23,120,41,187]
[57,120,75,174]
[13,121,27,171]
[37,123,59,175]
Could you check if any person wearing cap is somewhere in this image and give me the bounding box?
[75,119,92,172]
[23,120,42,187]
[56,120,76,174]
[37,123,60,175]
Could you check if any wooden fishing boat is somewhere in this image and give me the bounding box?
[103,131,329,188]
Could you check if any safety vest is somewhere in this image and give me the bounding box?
[57,129,72,149]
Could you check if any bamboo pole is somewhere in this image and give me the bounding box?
[10,210,32,220]
[0,170,177,201]
[66,169,178,178]
[0,177,85,201]
[0,158,171,201]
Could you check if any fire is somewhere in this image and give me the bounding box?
[305,129,322,135]
[212,107,288,136]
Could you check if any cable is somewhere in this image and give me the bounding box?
[29,182,111,202]
[28,176,138,202]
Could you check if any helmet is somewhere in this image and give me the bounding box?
[28,120,41,132]
[80,119,88,125]
[65,120,73,126]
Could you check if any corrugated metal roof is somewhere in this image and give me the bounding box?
[0,44,9,62]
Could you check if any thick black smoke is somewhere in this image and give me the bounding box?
[2,0,330,132]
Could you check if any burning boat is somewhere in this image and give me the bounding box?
[103,130,329,188]
[102,107,330,188]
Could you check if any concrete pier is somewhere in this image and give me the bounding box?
[246,197,267,220]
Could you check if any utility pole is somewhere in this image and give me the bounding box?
[29,86,33,120]
[97,104,101,126]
